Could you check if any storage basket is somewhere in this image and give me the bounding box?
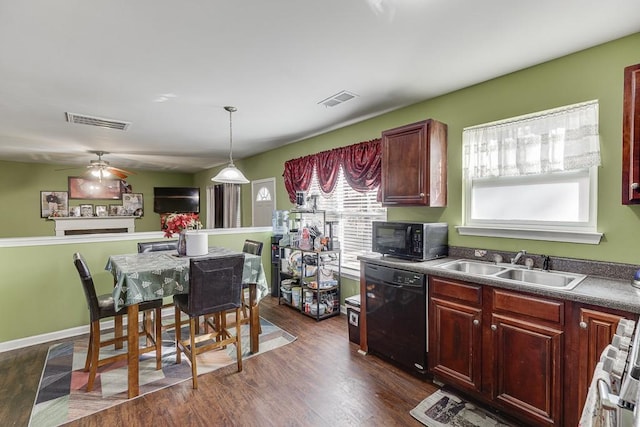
[280,287,292,303]
[291,286,302,307]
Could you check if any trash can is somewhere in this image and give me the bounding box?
[345,294,361,345]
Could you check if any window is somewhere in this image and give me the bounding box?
[459,100,602,244]
[308,166,386,271]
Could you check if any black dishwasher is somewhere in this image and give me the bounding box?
[364,263,427,375]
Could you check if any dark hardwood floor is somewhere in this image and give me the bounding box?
[0,296,437,426]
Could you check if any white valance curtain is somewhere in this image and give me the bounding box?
[462,100,600,179]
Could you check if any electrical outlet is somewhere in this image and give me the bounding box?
[474,249,487,257]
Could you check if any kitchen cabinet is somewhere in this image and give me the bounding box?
[622,62,640,204]
[429,276,482,393]
[564,304,633,426]
[429,276,564,426]
[381,119,447,206]
[279,246,341,321]
[487,289,564,426]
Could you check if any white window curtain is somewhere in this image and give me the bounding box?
[308,166,386,270]
[463,100,600,179]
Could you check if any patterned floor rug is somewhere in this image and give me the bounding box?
[410,388,516,427]
[29,317,296,427]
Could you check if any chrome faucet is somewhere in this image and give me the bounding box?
[511,250,527,265]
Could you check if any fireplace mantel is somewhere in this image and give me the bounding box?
[50,216,137,236]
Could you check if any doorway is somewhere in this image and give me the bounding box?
[252,178,275,227]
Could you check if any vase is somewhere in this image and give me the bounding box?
[177,230,187,256]
[186,231,208,256]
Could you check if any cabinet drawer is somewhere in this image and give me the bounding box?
[492,288,564,325]
[430,276,481,307]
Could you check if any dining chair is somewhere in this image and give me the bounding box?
[73,252,163,392]
[137,240,188,332]
[173,254,245,389]
[240,239,263,329]
[137,240,178,253]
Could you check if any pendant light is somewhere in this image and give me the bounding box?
[211,106,249,184]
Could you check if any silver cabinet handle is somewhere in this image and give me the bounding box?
[420,192,425,197]
[473,319,480,326]
[579,321,588,329]
[491,324,497,331]
[632,183,640,191]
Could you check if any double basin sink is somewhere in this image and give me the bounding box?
[436,259,587,290]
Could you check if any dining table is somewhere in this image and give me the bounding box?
[105,246,268,398]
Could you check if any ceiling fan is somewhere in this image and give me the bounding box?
[58,151,135,181]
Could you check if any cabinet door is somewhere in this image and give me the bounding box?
[429,296,482,392]
[489,313,563,426]
[575,308,626,419]
[622,63,640,204]
[381,119,447,206]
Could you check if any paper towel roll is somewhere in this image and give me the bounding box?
[186,232,208,256]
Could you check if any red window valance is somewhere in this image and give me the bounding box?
[283,138,381,203]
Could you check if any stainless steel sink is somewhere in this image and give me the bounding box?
[494,268,586,289]
[436,259,586,290]
[438,260,505,275]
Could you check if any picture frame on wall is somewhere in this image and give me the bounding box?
[68,177,122,200]
[80,204,94,217]
[109,204,124,216]
[122,193,143,217]
[40,191,69,218]
[95,205,108,217]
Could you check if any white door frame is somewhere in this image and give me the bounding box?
[251,177,276,227]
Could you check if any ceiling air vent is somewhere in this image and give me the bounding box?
[318,90,358,108]
[65,112,131,131]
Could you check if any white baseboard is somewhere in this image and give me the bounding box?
[0,307,175,353]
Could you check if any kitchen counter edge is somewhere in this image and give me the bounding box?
[359,255,640,314]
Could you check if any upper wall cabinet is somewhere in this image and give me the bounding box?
[381,119,447,206]
[622,63,640,204]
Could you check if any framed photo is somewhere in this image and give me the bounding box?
[41,191,69,218]
[95,205,108,217]
[80,204,94,217]
[109,204,124,216]
[68,177,122,200]
[122,193,143,217]
[70,206,81,217]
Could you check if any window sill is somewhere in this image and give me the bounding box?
[456,225,603,245]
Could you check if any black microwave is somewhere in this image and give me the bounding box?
[371,221,448,261]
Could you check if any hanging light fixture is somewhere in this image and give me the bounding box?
[211,106,249,184]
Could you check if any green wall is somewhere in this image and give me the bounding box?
[0,231,272,343]
[237,32,640,265]
[0,160,194,237]
[2,32,640,346]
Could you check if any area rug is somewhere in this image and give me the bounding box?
[410,388,516,427]
[28,317,296,427]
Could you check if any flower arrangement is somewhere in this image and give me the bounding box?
[163,213,202,237]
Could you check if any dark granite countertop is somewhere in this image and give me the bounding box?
[358,253,640,315]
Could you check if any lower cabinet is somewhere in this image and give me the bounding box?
[429,277,483,393]
[429,275,635,426]
[487,289,564,426]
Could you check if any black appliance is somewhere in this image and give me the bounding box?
[153,187,200,213]
[372,221,448,261]
[364,263,427,375]
[270,235,282,297]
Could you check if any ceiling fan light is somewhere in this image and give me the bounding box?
[90,169,111,178]
[211,163,250,184]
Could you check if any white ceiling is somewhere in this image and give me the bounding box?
[1,0,639,174]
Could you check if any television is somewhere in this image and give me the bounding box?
[153,187,200,213]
